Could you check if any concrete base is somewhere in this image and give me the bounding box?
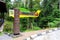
[8,33,22,38]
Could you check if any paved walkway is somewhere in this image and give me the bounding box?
[33,29,60,40]
[0,23,4,32]
[0,34,13,40]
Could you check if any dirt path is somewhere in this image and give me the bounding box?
[14,29,49,40]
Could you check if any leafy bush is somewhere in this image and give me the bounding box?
[6,17,14,21]
[33,26,41,30]
[48,20,60,28]
[4,20,13,33]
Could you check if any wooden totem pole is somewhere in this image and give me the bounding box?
[13,8,20,35]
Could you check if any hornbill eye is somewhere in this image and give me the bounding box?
[0,1,7,13]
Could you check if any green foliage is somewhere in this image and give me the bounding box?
[4,19,41,33]
[33,26,41,30]
[5,0,12,9]
[6,17,14,21]
[20,18,27,32]
[19,8,30,13]
[4,0,60,33]
[24,26,41,32]
[48,18,60,28]
[37,0,59,28]
[4,20,13,33]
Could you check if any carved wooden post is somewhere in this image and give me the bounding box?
[13,8,20,35]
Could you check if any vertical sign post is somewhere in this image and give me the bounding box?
[13,8,20,35]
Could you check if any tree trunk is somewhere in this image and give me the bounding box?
[29,18,34,30]
[27,18,29,29]
[58,0,60,9]
[29,0,33,11]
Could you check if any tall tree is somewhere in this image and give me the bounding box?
[29,0,33,11]
[37,0,59,28]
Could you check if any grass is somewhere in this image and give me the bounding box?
[24,29,35,32]
[0,32,3,36]
[24,27,41,32]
